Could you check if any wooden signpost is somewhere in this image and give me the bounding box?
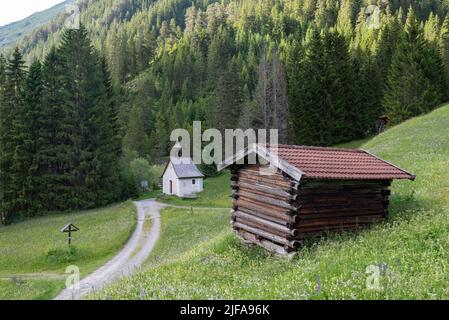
[141,180,149,193]
[61,223,80,245]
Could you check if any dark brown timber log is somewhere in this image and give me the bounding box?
[298,209,386,220]
[238,191,297,210]
[233,211,299,237]
[236,230,289,255]
[297,214,384,228]
[234,216,296,239]
[235,200,299,225]
[233,221,300,249]
[238,181,292,198]
[238,173,292,189]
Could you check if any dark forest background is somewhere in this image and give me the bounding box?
[1,0,449,223]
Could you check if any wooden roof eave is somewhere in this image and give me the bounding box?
[217,143,304,181]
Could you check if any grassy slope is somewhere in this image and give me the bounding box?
[94,105,449,300]
[142,207,230,269]
[156,172,232,208]
[0,201,136,300]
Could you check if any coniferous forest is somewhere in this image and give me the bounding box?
[1,0,449,222]
[0,28,122,224]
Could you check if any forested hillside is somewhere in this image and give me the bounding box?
[1,0,449,222]
[114,0,449,160]
[2,0,449,159]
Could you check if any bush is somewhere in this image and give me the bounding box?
[129,158,164,191]
[118,149,164,197]
[129,158,152,183]
[119,166,140,199]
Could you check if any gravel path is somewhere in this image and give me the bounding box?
[55,199,165,300]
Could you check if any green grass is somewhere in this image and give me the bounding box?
[143,207,230,269]
[93,104,449,300]
[0,201,136,300]
[157,172,232,208]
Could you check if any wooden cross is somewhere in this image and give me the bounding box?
[60,223,80,245]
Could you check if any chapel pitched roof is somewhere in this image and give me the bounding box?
[163,157,205,179]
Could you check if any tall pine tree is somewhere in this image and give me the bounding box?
[0,48,26,223]
[383,8,445,124]
[56,25,122,209]
[39,47,71,212]
[12,61,44,216]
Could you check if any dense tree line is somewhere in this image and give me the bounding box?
[0,27,128,224]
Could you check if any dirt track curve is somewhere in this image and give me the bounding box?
[55,199,165,300]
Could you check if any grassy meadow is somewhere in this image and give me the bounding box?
[0,201,136,299]
[157,172,232,208]
[92,105,449,300]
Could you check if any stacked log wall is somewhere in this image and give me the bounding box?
[231,165,299,255]
[294,179,391,239]
[230,164,392,255]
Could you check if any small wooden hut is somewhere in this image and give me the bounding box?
[218,144,415,255]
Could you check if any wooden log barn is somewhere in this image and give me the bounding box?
[218,144,415,255]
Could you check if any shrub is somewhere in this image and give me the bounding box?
[130,158,164,191]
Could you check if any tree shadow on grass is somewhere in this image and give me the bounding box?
[388,191,435,221]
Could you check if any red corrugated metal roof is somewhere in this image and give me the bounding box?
[269,145,415,180]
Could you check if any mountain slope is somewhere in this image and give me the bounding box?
[91,104,449,299]
[0,0,75,48]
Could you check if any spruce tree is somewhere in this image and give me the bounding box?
[376,10,405,86]
[336,0,354,39]
[383,8,445,124]
[98,57,122,203]
[57,25,121,209]
[40,47,71,211]
[288,26,358,146]
[208,56,244,133]
[291,28,329,146]
[123,104,150,157]
[423,12,440,45]
[0,48,26,223]
[12,61,44,216]
[353,50,383,135]
[322,29,357,144]
[148,111,169,163]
